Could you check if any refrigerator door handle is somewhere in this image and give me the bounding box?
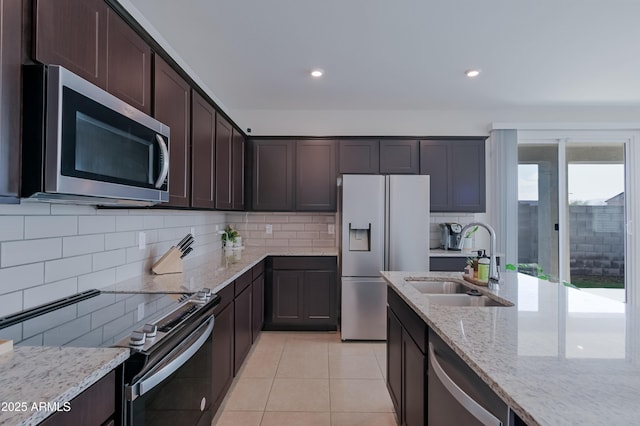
[384,176,390,270]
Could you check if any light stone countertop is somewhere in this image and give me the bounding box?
[0,346,129,426]
[104,246,339,294]
[381,270,640,426]
[0,247,337,426]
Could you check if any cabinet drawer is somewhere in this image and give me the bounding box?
[213,283,234,315]
[235,270,253,296]
[388,287,427,353]
[252,260,265,280]
[271,256,337,271]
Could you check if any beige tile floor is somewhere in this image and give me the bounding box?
[212,331,398,426]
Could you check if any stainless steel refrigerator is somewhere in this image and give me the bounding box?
[340,174,430,340]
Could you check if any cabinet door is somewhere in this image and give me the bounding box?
[403,331,426,426]
[251,140,294,211]
[234,284,252,374]
[387,307,403,421]
[215,115,233,209]
[251,273,264,342]
[451,140,486,212]
[271,270,304,323]
[232,128,245,210]
[0,0,21,203]
[154,57,191,207]
[296,139,337,211]
[339,139,379,174]
[302,270,336,324]
[35,0,108,88]
[211,302,234,414]
[380,140,419,174]
[106,9,152,114]
[420,140,452,211]
[191,91,216,208]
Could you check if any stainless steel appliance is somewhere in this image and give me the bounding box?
[0,289,219,425]
[341,175,430,340]
[440,222,463,250]
[22,65,170,206]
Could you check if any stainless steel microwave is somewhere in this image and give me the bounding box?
[22,65,170,206]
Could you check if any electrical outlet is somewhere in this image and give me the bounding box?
[328,224,335,235]
[215,225,219,232]
[138,232,146,250]
[266,224,273,234]
[190,227,195,237]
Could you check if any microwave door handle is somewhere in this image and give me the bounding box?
[154,134,170,189]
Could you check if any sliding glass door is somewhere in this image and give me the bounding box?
[518,139,627,301]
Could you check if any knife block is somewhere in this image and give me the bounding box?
[151,247,183,275]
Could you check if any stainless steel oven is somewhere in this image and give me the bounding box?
[0,289,220,426]
[22,65,170,206]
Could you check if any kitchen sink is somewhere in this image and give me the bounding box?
[424,294,510,307]
[406,280,469,294]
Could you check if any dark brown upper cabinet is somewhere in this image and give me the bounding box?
[154,56,191,207]
[251,139,294,211]
[0,0,22,203]
[191,91,216,209]
[420,138,486,212]
[35,0,108,88]
[215,115,233,209]
[339,139,379,174]
[295,140,337,211]
[232,128,245,210]
[106,9,152,114]
[380,139,419,174]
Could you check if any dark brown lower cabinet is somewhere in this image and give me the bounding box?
[211,286,234,414]
[264,257,337,331]
[234,276,253,375]
[251,270,265,342]
[387,287,427,426]
[39,369,119,426]
[387,307,403,419]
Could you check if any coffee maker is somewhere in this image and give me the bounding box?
[440,223,463,251]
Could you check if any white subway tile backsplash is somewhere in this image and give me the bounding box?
[115,216,145,232]
[78,269,117,292]
[23,278,78,309]
[24,216,77,239]
[116,260,147,282]
[0,291,23,316]
[0,201,50,216]
[143,216,164,229]
[0,263,44,294]
[105,231,136,250]
[1,238,62,267]
[79,216,116,234]
[92,249,126,271]
[50,204,96,215]
[288,215,313,223]
[0,216,23,241]
[45,255,92,283]
[63,234,105,257]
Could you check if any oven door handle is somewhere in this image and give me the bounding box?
[154,134,170,189]
[127,317,214,401]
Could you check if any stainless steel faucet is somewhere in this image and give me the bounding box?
[458,222,500,286]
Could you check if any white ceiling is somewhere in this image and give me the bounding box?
[123,0,640,130]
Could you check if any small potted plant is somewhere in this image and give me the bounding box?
[463,225,478,252]
[220,225,240,248]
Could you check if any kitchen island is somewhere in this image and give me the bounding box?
[382,270,638,425]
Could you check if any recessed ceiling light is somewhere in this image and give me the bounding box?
[310,69,324,78]
[465,69,481,78]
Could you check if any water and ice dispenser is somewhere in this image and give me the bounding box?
[348,223,371,251]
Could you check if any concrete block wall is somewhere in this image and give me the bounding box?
[226,212,338,248]
[0,201,226,316]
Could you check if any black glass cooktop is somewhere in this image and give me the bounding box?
[0,290,190,348]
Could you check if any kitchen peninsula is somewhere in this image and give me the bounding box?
[382,270,637,425]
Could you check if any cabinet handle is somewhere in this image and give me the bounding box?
[428,343,502,426]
